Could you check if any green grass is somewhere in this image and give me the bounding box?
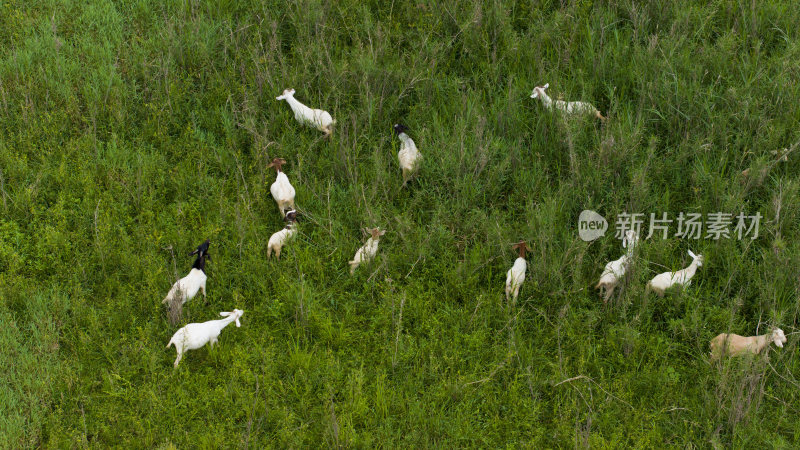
[2,0,800,446]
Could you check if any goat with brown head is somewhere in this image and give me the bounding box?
[268,157,296,217]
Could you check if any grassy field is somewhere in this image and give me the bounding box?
[2,0,800,447]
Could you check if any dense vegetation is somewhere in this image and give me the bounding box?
[2,0,800,446]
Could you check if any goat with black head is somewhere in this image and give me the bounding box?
[267,210,299,259]
[189,239,210,259]
[163,239,211,306]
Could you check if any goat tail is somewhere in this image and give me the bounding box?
[166,338,174,349]
[596,110,607,121]
[162,289,178,305]
[348,260,357,274]
[162,284,178,304]
[644,281,651,294]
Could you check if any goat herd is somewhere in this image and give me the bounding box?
[163,86,788,368]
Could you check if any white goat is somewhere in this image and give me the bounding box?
[349,228,385,274]
[710,328,787,360]
[268,157,296,217]
[166,309,243,368]
[595,230,638,303]
[646,250,704,297]
[267,210,298,259]
[505,241,529,303]
[530,83,605,120]
[276,88,336,137]
[162,239,210,306]
[393,124,422,187]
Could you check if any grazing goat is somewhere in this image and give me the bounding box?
[595,230,638,303]
[505,241,528,303]
[267,210,298,259]
[645,250,704,297]
[190,239,210,259]
[530,83,605,120]
[276,88,336,137]
[166,309,244,368]
[393,124,422,187]
[162,239,210,306]
[710,328,787,360]
[268,157,296,217]
[349,228,385,274]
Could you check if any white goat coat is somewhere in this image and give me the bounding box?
[397,132,422,174]
[267,223,297,258]
[166,310,243,367]
[349,237,380,274]
[596,238,636,302]
[598,255,631,286]
[536,90,600,117]
[596,255,629,301]
[281,93,335,132]
[710,330,786,360]
[270,171,296,215]
[162,268,207,305]
[647,261,701,296]
[505,257,527,301]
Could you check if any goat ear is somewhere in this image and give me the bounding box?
[235,317,241,327]
[775,337,784,347]
[688,250,697,259]
[289,89,295,95]
[220,311,231,317]
[543,83,549,89]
